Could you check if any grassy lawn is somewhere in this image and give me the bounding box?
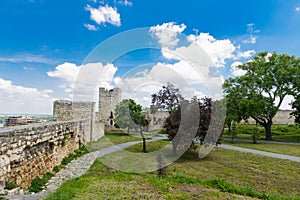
[223,141,300,157]
[223,124,300,142]
[86,130,156,152]
[45,141,300,200]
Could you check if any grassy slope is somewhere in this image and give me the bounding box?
[45,141,300,200]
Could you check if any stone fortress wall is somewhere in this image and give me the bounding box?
[0,100,104,192]
[241,110,295,125]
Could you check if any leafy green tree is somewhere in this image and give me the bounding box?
[114,99,147,152]
[223,52,300,140]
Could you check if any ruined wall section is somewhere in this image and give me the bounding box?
[53,100,104,143]
[0,120,90,190]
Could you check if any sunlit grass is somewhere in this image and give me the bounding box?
[45,141,300,200]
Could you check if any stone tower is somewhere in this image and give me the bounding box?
[98,87,121,126]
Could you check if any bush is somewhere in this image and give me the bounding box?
[28,172,54,193]
[4,180,18,190]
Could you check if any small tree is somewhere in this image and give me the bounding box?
[151,83,184,154]
[152,84,222,154]
[114,99,147,152]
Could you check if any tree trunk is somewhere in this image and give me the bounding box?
[140,129,147,153]
[172,140,177,155]
[264,122,272,141]
[227,122,231,133]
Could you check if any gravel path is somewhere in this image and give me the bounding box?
[5,137,167,200]
[219,144,300,162]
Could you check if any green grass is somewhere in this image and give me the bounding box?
[224,124,300,142]
[86,130,157,152]
[45,141,300,200]
[223,141,300,157]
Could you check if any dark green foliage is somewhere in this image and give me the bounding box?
[114,99,146,133]
[4,180,18,190]
[53,165,63,173]
[28,172,54,193]
[61,135,69,147]
[291,96,300,126]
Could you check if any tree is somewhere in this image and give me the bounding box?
[291,96,300,126]
[151,83,184,153]
[223,52,300,140]
[114,99,147,152]
[151,82,183,114]
[152,84,223,154]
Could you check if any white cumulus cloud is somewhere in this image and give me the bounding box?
[150,22,186,48]
[188,33,237,67]
[231,61,246,76]
[0,77,54,114]
[85,4,121,27]
[48,62,118,101]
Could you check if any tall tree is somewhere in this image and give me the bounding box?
[223,52,300,140]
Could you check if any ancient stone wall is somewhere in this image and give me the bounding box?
[240,110,295,125]
[53,100,97,121]
[98,88,121,126]
[53,100,104,144]
[0,120,91,190]
[0,100,104,192]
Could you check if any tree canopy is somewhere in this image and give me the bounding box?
[151,82,183,114]
[151,83,223,154]
[223,52,300,140]
[114,99,145,133]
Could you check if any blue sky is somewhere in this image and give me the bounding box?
[0,0,299,114]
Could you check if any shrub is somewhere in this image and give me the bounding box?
[28,172,54,193]
[4,180,18,190]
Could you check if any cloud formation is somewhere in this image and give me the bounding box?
[85,5,121,27]
[243,23,260,44]
[84,23,98,31]
[150,22,186,48]
[47,62,118,101]
[0,54,57,65]
[115,0,133,6]
[0,77,54,114]
[231,61,246,76]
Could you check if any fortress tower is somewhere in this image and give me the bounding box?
[98,87,121,126]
